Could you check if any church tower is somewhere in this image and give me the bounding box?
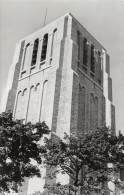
[1,13,115,194]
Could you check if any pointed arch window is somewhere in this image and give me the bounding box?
[91,44,95,73]
[97,51,102,84]
[26,84,41,123]
[22,43,30,70]
[40,34,48,62]
[31,39,39,66]
[83,38,88,66]
[21,88,28,123]
[26,86,34,122]
[35,83,40,90]
[77,31,81,66]
[22,88,27,96]
[50,29,57,60]
[14,90,22,119]
[39,80,48,122]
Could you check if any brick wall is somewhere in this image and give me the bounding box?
[70,18,106,135]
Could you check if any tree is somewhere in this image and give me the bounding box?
[1,112,124,194]
[0,112,50,193]
[45,127,124,194]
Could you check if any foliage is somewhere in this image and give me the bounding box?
[1,112,124,194]
[44,183,79,195]
[0,112,49,193]
[45,127,124,194]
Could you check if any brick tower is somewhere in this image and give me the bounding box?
[0,13,115,194]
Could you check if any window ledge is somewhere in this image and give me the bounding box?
[90,71,95,78]
[40,60,46,67]
[50,57,52,64]
[21,70,26,77]
[78,67,103,90]
[30,65,36,70]
[82,65,87,72]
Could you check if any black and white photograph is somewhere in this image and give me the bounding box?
[0,0,124,194]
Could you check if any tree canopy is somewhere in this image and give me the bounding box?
[45,127,124,194]
[0,112,49,193]
[1,112,124,194]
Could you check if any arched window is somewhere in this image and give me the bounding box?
[77,31,81,66]
[26,86,34,122]
[31,39,39,66]
[26,84,41,123]
[83,38,88,66]
[97,51,102,84]
[21,88,28,122]
[14,90,22,119]
[22,43,30,70]
[40,34,48,62]
[39,80,48,121]
[91,44,95,73]
[50,29,57,59]
[78,85,85,135]
[35,83,40,90]
[22,88,27,96]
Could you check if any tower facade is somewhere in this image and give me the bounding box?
[1,13,115,194]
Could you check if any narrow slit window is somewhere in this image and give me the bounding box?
[41,34,48,62]
[22,43,30,70]
[51,29,57,59]
[77,31,81,65]
[91,44,95,73]
[31,39,39,66]
[14,91,22,119]
[83,38,88,66]
[39,80,48,121]
[98,51,102,84]
[26,86,34,122]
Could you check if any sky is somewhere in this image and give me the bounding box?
[0,0,124,133]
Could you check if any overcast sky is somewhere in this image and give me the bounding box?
[0,0,124,133]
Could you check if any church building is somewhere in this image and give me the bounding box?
[1,13,115,194]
